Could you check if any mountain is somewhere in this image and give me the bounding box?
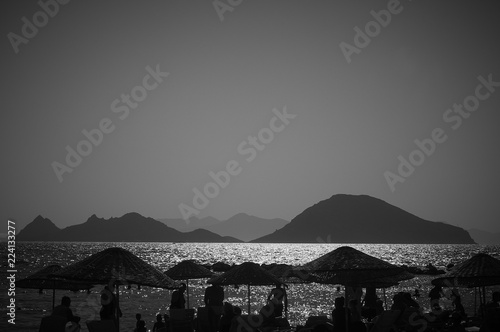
[468,228,500,244]
[18,213,241,242]
[15,215,61,241]
[157,216,221,232]
[253,194,475,244]
[157,214,289,242]
[201,213,289,242]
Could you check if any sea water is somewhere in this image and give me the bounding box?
[1,242,499,331]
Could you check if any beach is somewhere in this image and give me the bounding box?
[2,242,500,331]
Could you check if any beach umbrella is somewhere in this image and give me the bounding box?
[52,247,178,332]
[207,262,283,314]
[16,264,93,309]
[301,246,413,332]
[432,253,500,312]
[165,260,214,308]
[300,246,409,286]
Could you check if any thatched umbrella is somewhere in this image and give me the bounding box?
[52,247,178,332]
[207,262,283,314]
[301,246,413,331]
[432,253,500,313]
[165,260,214,308]
[17,264,93,309]
[301,246,409,286]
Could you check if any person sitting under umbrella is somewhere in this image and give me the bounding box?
[52,296,80,331]
[205,284,224,332]
[170,283,187,309]
[267,283,288,317]
[481,291,500,332]
[100,285,122,320]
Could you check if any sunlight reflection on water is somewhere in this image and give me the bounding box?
[2,242,499,331]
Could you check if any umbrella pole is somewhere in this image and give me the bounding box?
[383,288,387,310]
[52,280,56,310]
[474,287,477,316]
[186,279,190,309]
[344,287,349,332]
[115,284,120,332]
[247,284,251,315]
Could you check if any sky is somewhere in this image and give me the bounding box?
[2,0,500,234]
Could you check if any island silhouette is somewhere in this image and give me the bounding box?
[18,194,475,244]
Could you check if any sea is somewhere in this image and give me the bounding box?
[2,242,500,331]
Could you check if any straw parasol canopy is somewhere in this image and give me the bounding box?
[301,246,413,331]
[432,253,500,313]
[432,253,500,288]
[52,247,178,288]
[165,260,214,308]
[300,246,410,286]
[207,262,283,314]
[17,264,93,309]
[52,247,178,332]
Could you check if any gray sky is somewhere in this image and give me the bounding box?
[2,1,500,233]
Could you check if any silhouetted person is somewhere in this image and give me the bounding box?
[152,313,167,332]
[136,319,147,332]
[229,306,242,332]
[332,296,348,332]
[481,291,500,332]
[205,284,224,332]
[402,292,419,309]
[391,293,406,311]
[170,283,187,309]
[219,302,234,332]
[428,285,444,310]
[450,291,466,321]
[267,283,288,317]
[52,296,80,325]
[134,313,146,332]
[259,303,277,330]
[100,285,122,321]
[349,299,366,332]
[346,286,363,318]
[361,287,377,320]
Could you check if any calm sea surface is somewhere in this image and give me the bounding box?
[2,242,500,331]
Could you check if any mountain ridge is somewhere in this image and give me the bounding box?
[157,213,289,242]
[18,212,241,242]
[253,194,475,244]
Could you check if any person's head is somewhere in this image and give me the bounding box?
[61,296,71,307]
[136,313,141,320]
[156,314,163,322]
[180,283,187,292]
[233,306,242,316]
